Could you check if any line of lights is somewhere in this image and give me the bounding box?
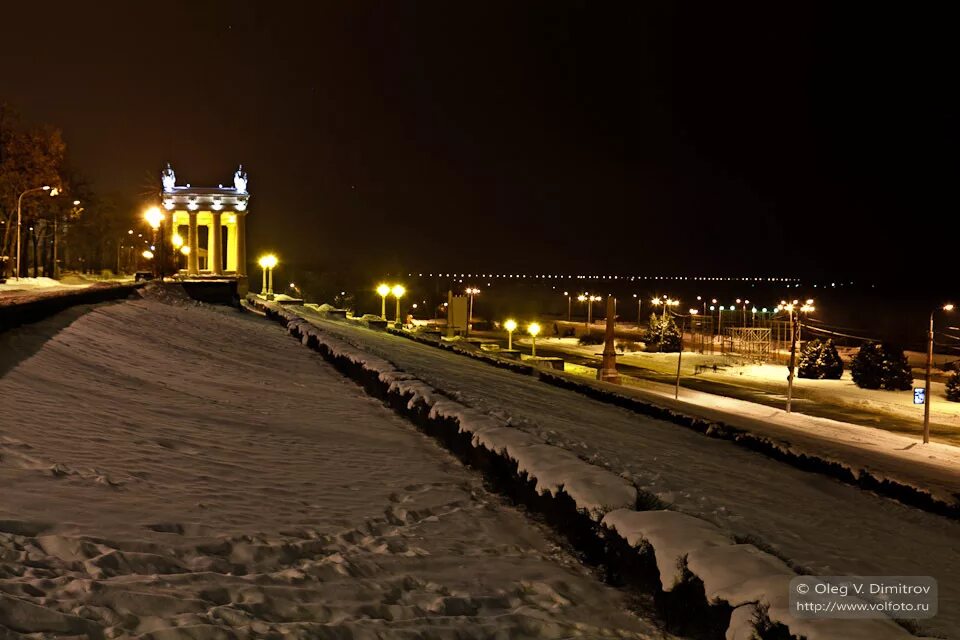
[403,273,804,282]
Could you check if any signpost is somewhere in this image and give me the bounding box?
[914,388,926,406]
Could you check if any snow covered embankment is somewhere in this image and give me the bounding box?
[386,322,959,520]
[250,298,921,640]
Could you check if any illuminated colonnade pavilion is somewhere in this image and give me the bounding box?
[160,164,249,283]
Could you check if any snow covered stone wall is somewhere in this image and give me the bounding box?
[248,296,923,640]
[0,283,143,333]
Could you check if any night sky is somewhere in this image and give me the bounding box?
[1,2,953,282]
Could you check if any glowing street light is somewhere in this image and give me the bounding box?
[777,298,814,413]
[528,322,541,357]
[391,284,405,328]
[142,250,154,260]
[465,287,480,336]
[924,303,954,443]
[504,318,517,350]
[15,185,57,280]
[377,283,391,319]
[144,206,164,230]
[258,254,278,298]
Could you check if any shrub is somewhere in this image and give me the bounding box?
[578,333,604,346]
[851,342,913,390]
[797,338,844,380]
[947,370,960,402]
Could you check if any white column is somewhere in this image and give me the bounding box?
[187,212,199,275]
[210,212,222,275]
[235,212,247,276]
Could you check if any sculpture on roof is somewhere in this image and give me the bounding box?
[161,163,176,191]
[233,164,248,193]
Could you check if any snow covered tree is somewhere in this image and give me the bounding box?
[797,338,844,380]
[851,342,913,390]
[947,370,960,402]
[643,312,681,352]
[880,345,913,391]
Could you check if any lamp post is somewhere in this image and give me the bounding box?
[258,254,278,298]
[634,294,642,330]
[144,206,165,279]
[924,303,955,444]
[465,287,480,335]
[564,292,571,322]
[504,318,517,350]
[15,185,56,280]
[377,283,391,319]
[172,233,184,272]
[392,284,405,329]
[528,322,541,357]
[778,299,812,413]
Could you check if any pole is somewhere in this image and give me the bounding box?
[786,309,796,413]
[638,299,642,330]
[50,214,56,279]
[395,297,401,328]
[467,292,474,337]
[508,329,513,350]
[587,299,593,327]
[531,333,536,357]
[567,296,572,322]
[15,192,25,280]
[924,311,934,444]
[262,266,267,294]
[381,295,386,320]
[675,334,683,399]
[268,266,274,295]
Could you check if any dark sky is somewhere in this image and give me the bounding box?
[1,2,953,281]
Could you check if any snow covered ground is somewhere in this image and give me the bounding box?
[291,309,960,639]
[520,336,960,443]
[0,292,663,638]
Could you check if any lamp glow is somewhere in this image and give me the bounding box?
[144,206,164,230]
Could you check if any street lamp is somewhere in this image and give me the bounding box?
[391,284,405,329]
[465,287,480,336]
[564,291,571,322]
[528,322,541,357]
[258,254,278,298]
[777,299,813,413]
[504,318,517,350]
[377,283,391,319]
[15,185,56,280]
[924,303,954,444]
[144,206,165,279]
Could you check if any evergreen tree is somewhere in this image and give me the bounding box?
[947,370,960,402]
[851,342,913,390]
[643,312,682,353]
[798,338,844,380]
[880,344,913,391]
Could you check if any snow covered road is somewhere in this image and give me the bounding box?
[0,295,665,638]
[294,310,960,639]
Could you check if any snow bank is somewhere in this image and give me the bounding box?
[603,509,918,640]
